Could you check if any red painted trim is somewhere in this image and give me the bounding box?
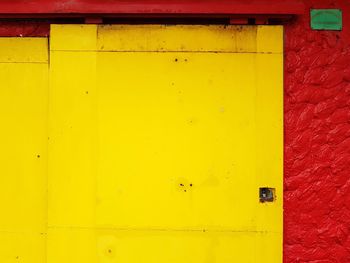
[0,0,304,17]
[0,1,304,36]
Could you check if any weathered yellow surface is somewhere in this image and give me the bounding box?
[0,38,48,262]
[50,24,283,53]
[0,25,283,263]
[48,25,283,263]
[0,38,48,63]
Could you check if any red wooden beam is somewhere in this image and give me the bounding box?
[0,0,305,36]
[0,0,304,18]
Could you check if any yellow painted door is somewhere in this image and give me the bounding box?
[48,25,283,263]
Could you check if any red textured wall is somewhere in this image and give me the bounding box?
[284,0,350,262]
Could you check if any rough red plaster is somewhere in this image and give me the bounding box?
[284,0,350,262]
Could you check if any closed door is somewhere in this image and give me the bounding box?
[0,24,283,263]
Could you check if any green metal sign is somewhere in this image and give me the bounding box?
[311,9,342,30]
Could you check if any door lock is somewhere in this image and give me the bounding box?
[259,187,275,203]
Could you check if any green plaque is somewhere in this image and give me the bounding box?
[311,9,342,30]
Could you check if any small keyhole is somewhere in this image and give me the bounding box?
[259,187,275,202]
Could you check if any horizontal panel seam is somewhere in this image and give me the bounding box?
[50,50,282,54]
[0,61,48,64]
[47,226,281,234]
[0,230,47,234]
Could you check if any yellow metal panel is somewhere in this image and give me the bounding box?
[0,233,46,263]
[48,51,97,228]
[48,228,259,263]
[50,24,283,54]
[255,54,283,234]
[257,26,283,53]
[49,25,283,263]
[0,38,48,63]
[0,39,48,262]
[50,25,98,52]
[96,52,257,230]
